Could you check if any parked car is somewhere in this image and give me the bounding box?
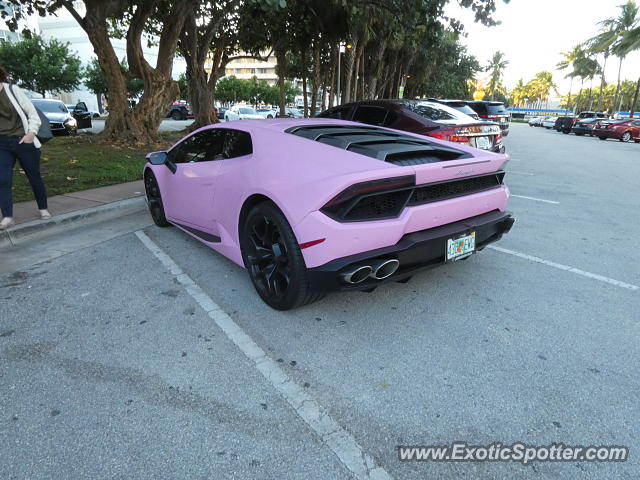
[425,99,480,119]
[217,107,227,120]
[542,116,558,129]
[224,106,264,121]
[31,99,92,135]
[257,108,277,119]
[318,100,504,153]
[275,107,303,118]
[466,101,510,136]
[66,104,101,118]
[593,119,640,142]
[576,111,607,119]
[528,116,544,127]
[554,116,577,133]
[143,119,514,309]
[167,101,192,120]
[571,118,601,136]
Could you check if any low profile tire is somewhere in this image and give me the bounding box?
[240,201,324,310]
[635,140,640,143]
[575,132,584,136]
[599,137,607,141]
[144,171,171,227]
[620,131,631,142]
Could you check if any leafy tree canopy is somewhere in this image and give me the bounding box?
[0,34,81,97]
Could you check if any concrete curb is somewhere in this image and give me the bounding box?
[0,196,147,248]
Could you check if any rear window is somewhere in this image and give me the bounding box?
[352,106,388,126]
[402,102,459,121]
[486,104,506,115]
[448,104,479,117]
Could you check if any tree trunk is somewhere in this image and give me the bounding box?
[566,77,573,114]
[328,49,336,108]
[79,4,131,141]
[276,50,287,116]
[630,76,640,118]
[187,69,215,131]
[310,42,321,117]
[367,41,386,99]
[352,44,364,101]
[612,56,624,115]
[597,53,608,112]
[575,79,584,112]
[343,37,359,103]
[301,50,308,118]
[587,77,594,111]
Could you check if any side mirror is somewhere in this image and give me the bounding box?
[147,151,176,173]
[148,151,167,165]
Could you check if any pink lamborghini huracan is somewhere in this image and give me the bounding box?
[144,119,514,310]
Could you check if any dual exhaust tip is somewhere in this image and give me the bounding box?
[341,259,400,284]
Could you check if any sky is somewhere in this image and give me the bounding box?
[445,0,640,96]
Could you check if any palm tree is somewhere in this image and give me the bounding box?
[556,45,582,113]
[485,51,509,101]
[531,71,557,107]
[618,17,640,115]
[571,52,601,111]
[587,1,639,114]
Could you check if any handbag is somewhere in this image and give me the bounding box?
[8,84,53,144]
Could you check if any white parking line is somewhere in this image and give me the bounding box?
[506,170,535,176]
[488,245,639,291]
[510,195,560,204]
[134,231,393,480]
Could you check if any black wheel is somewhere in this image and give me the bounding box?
[267,114,274,119]
[575,132,584,136]
[620,131,631,142]
[144,171,171,227]
[240,202,324,310]
[634,140,640,143]
[170,110,181,120]
[598,137,607,141]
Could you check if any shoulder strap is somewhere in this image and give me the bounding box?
[7,83,25,115]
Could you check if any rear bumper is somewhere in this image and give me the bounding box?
[307,210,515,292]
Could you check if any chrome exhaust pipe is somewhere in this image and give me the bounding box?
[370,259,400,280]
[341,265,373,284]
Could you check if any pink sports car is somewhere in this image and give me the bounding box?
[144,119,514,310]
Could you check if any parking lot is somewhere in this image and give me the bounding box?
[1,122,638,479]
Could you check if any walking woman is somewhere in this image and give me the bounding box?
[0,65,50,230]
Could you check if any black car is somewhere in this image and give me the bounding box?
[217,107,227,120]
[571,118,601,136]
[318,99,504,153]
[466,101,510,136]
[425,99,480,120]
[554,116,577,134]
[31,99,92,135]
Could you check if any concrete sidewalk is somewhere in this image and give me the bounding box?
[12,180,145,225]
[1,181,147,248]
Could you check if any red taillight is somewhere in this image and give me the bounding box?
[480,114,500,119]
[323,175,416,210]
[427,129,469,144]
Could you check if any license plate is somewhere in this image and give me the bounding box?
[474,136,491,150]
[446,232,476,262]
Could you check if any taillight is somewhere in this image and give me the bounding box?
[323,175,415,210]
[427,129,469,143]
[480,114,500,119]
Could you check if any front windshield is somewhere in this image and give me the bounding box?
[239,108,257,114]
[32,100,68,113]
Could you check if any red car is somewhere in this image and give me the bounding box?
[593,119,640,143]
[318,100,505,153]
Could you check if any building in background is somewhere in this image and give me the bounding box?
[224,53,278,86]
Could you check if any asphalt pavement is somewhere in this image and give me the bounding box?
[1,123,638,479]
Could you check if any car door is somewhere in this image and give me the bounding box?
[72,102,92,129]
[163,129,227,236]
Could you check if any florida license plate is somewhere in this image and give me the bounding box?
[474,136,491,150]
[446,232,476,262]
